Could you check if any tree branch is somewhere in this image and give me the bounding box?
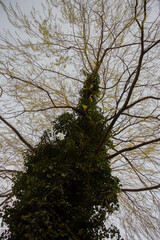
[144,39,160,54]
[95,7,148,154]
[125,96,160,110]
[107,137,160,160]
[0,115,34,151]
[1,72,56,107]
[121,183,160,192]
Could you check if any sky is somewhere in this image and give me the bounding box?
[0,0,43,32]
[0,0,160,239]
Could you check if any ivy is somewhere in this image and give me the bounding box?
[1,73,123,240]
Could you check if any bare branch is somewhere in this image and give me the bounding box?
[107,137,160,160]
[125,96,160,110]
[144,39,160,54]
[0,86,3,97]
[1,73,57,107]
[121,184,160,192]
[95,1,149,154]
[0,115,34,151]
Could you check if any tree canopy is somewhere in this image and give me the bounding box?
[0,0,160,239]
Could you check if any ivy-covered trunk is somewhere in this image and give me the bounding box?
[1,73,121,240]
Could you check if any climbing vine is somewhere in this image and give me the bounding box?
[1,73,122,240]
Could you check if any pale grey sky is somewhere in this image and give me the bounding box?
[0,0,43,32]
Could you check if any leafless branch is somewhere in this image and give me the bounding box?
[0,115,34,151]
[107,137,160,160]
[121,184,160,192]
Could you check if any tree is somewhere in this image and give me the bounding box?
[0,0,160,239]
[1,73,122,239]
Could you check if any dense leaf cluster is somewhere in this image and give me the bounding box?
[1,73,122,239]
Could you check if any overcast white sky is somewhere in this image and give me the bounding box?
[0,0,43,32]
[0,1,160,239]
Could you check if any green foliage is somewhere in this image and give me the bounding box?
[1,73,122,240]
